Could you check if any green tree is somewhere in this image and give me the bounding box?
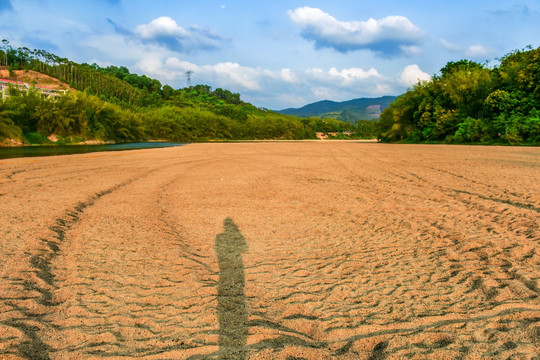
[0,106,22,140]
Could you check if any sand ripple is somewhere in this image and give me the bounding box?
[0,143,538,359]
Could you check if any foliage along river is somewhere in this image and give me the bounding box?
[0,142,186,160]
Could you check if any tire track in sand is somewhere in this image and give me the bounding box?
[0,177,139,360]
[40,156,228,359]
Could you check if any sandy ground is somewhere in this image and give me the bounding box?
[0,142,538,360]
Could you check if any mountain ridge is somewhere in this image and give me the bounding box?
[277,96,397,122]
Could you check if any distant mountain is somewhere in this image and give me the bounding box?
[277,96,396,122]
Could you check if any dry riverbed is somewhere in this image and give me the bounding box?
[0,142,538,359]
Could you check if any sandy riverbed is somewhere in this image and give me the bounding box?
[0,142,538,359]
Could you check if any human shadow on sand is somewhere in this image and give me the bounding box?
[215,217,248,360]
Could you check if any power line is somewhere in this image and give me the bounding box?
[181,71,224,92]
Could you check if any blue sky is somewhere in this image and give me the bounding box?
[1,0,539,109]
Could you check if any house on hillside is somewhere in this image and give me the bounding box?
[0,78,67,100]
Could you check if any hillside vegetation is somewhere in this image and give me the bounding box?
[3,41,538,146]
[0,41,359,145]
[278,96,396,122]
[378,46,540,145]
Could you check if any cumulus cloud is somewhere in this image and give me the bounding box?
[84,29,425,109]
[311,67,393,96]
[133,54,404,108]
[136,17,187,39]
[287,7,424,57]
[134,16,227,52]
[307,66,384,85]
[399,64,431,87]
[279,68,298,83]
[159,57,265,90]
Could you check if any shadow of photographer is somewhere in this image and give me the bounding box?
[215,218,248,359]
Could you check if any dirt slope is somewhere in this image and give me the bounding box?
[0,142,538,359]
[0,67,72,90]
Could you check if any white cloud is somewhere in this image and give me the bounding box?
[161,58,300,92]
[84,31,416,109]
[303,66,392,100]
[439,39,460,52]
[213,62,262,90]
[287,7,424,57]
[440,40,494,59]
[279,68,298,83]
[135,16,188,39]
[400,45,422,56]
[84,34,171,64]
[306,66,388,90]
[328,67,383,83]
[465,44,492,58]
[399,64,431,87]
[133,54,404,108]
[153,57,264,91]
[133,16,227,52]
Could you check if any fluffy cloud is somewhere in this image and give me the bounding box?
[136,17,188,39]
[287,7,424,57]
[307,66,384,86]
[162,57,266,90]
[439,39,494,59]
[137,55,411,108]
[83,29,427,109]
[305,66,393,99]
[134,16,227,52]
[465,44,492,58]
[398,64,431,87]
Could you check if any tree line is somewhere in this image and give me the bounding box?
[1,41,372,144]
[1,88,365,144]
[378,46,540,144]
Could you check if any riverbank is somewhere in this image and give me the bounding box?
[0,141,185,159]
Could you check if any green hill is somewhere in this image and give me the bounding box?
[0,41,362,145]
[277,96,396,122]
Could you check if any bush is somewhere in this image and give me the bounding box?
[454,117,484,142]
[24,131,51,144]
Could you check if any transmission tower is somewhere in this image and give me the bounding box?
[185,70,193,88]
